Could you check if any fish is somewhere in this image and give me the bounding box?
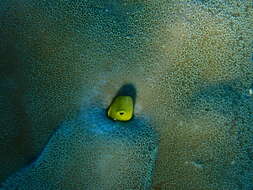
[107,96,134,121]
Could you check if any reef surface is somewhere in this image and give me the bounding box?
[0,0,252,189]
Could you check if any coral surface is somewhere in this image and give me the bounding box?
[0,0,252,189]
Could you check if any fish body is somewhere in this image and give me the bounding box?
[107,96,134,121]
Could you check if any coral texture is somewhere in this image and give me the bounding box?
[2,106,159,190]
[0,0,252,189]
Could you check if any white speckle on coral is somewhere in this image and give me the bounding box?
[231,160,236,165]
[185,161,204,169]
[134,103,143,114]
[190,161,204,169]
[249,88,253,96]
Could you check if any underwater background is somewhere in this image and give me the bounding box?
[0,0,252,189]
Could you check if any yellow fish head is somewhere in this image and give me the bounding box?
[107,96,134,121]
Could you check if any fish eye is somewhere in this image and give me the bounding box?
[119,111,125,115]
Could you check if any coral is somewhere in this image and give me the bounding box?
[2,106,159,190]
[153,83,253,190]
[0,0,252,189]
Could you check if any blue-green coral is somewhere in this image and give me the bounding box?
[2,106,159,190]
[0,0,252,189]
